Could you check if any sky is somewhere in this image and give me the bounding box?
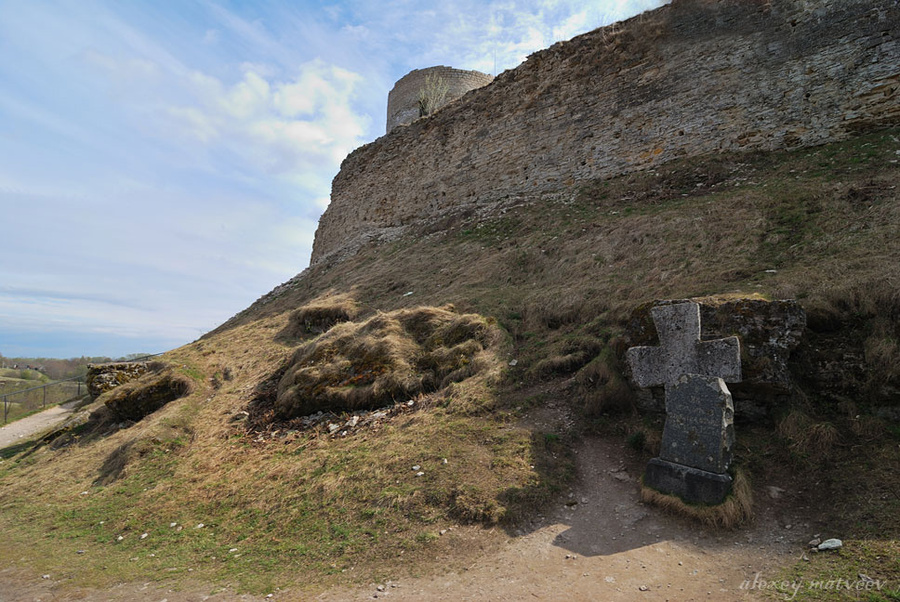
[0,0,667,360]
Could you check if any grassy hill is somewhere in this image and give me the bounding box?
[0,128,898,598]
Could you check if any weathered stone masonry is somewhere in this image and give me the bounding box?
[312,0,900,265]
[386,66,494,133]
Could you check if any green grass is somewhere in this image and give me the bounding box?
[0,380,84,424]
[0,369,572,593]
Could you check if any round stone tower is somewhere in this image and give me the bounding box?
[386,66,494,134]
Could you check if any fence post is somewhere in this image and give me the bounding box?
[3,395,7,424]
[43,386,48,408]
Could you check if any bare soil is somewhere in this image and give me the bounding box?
[0,400,77,449]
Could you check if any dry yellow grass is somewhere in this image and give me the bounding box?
[279,291,362,340]
[777,409,841,461]
[276,305,501,418]
[640,468,753,529]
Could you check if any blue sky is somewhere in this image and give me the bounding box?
[0,0,666,359]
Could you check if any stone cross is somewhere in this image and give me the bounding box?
[627,302,740,389]
[626,301,741,505]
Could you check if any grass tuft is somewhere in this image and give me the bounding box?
[777,410,841,463]
[640,468,753,529]
[280,292,361,340]
[274,305,501,418]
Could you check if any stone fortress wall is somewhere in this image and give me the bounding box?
[386,66,495,133]
[313,0,900,265]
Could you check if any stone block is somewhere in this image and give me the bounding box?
[660,375,734,474]
[644,457,734,505]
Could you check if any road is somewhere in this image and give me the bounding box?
[0,400,79,449]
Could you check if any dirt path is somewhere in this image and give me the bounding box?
[0,435,807,601]
[0,400,78,449]
[314,436,800,602]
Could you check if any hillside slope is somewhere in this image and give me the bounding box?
[1,0,899,597]
[0,129,898,599]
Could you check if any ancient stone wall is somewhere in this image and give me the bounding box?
[86,362,150,399]
[386,66,494,133]
[313,0,900,265]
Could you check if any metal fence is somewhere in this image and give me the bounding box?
[1,376,86,424]
[0,354,165,424]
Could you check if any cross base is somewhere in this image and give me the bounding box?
[644,457,733,505]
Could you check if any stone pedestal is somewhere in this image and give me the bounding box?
[644,458,733,505]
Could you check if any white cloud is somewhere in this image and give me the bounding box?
[0,0,671,357]
[154,59,368,187]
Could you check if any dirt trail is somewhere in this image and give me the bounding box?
[0,400,78,449]
[315,437,799,602]
[0,435,806,602]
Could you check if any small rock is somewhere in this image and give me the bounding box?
[376,584,385,592]
[196,523,205,529]
[442,458,448,465]
[766,486,786,499]
[818,538,843,551]
[328,423,340,433]
[170,522,177,528]
[80,491,89,496]
[639,585,649,591]
[116,535,124,541]
[42,574,50,579]
[808,538,821,548]
[508,359,518,367]
[416,471,424,477]
[412,465,421,471]
[141,533,149,539]
[76,550,85,554]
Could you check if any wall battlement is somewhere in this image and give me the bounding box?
[313,0,900,266]
[386,66,494,133]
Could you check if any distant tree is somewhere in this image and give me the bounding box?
[418,73,450,118]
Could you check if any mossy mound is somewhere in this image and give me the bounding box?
[103,366,193,422]
[279,293,360,339]
[275,305,500,418]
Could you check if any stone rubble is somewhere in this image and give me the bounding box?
[245,397,426,443]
